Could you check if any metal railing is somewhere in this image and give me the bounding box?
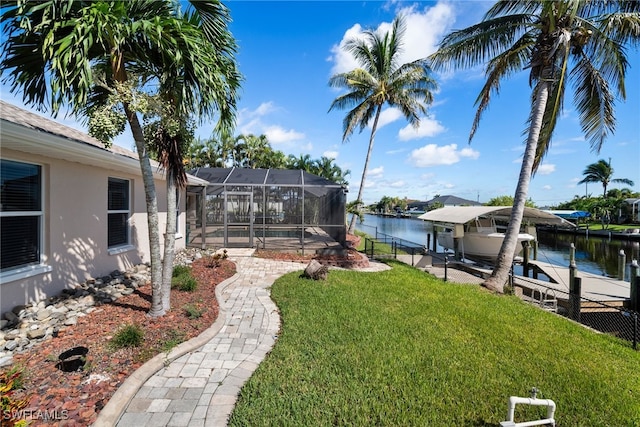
[513,274,639,350]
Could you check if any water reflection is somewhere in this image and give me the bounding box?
[354,214,639,279]
[536,229,639,279]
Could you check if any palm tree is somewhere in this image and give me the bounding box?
[429,1,640,293]
[578,159,635,197]
[287,153,315,171]
[328,15,438,234]
[236,134,270,168]
[313,156,350,185]
[1,0,240,315]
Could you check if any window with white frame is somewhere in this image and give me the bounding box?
[1,159,43,272]
[108,177,130,247]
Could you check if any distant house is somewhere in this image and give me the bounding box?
[408,195,481,212]
[0,101,207,315]
[426,195,481,207]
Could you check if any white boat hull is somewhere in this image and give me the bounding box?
[437,231,535,259]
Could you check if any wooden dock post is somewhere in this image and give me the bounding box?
[630,260,639,312]
[522,241,530,277]
[569,246,577,291]
[617,250,626,281]
[532,240,538,261]
[569,276,582,322]
[432,229,438,252]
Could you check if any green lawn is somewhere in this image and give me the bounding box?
[229,261,640,426]
[583,222,640,232]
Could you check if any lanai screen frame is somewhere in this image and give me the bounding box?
[185,167,347,254]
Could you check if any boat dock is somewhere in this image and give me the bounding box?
[423,255,632,312]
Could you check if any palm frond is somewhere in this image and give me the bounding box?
[429,14,535,72]
[469,33,534,142]
[570,54,615,154]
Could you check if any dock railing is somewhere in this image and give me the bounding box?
[513,274,639,350]
[358,224,434,267]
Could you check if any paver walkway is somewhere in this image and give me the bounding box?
[94,249,305,427]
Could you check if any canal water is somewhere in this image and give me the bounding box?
[354,214,640,279]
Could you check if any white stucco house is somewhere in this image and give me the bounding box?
[0,100,207,316]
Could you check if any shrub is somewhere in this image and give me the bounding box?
[110,324,144,349]
[171,265,198,291]
[183,303,204,319]
[172,264,191,278]
[205,250,228,268]
[174,276,198,292]
[0,366,28,427]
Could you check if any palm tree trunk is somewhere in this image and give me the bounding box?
[124,104,165,317]
[483,78,550,293]
[161,168,177,312]
[347,105,382,234]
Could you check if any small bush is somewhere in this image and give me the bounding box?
[183,303,204,319]
[172,265,191,278]
[205,250,228,268]
[0,366,29,427]
[110,324,144,349]
[174,276,198,292]
[171,265,198,291]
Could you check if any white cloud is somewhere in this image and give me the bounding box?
[376,108,403,129]
[398,116,446,140]
[537,164,556,175]
[328,2,455,75]
[323,150,339,159]
[389,180,405,188]
[543,185,552,190]
[236,102,306,147]
[264,125,305,144]
[328,24,365,75]
[385,148,407,155]
[255,101,276,116]
[408,143,479,167]
[367,166,384,178]
[420,172,436,180]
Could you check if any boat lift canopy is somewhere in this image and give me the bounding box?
[417,206,575,228]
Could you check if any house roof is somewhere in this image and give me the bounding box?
[0,100,207,185]
[1,100,137,158]
[426,195,482,206]
[417,206,575,227]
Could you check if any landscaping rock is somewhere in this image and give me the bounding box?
[303,259,329,280]
[0,248,211,365]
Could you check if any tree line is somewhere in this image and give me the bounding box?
[184,133,350,185]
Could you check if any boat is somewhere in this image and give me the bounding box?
[417,206,574,260]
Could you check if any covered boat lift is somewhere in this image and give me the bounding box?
[417,206,575,259]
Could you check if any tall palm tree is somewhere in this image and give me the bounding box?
[329,15,438,234]
[429,1,640,292]
[578,159,635,197]
[1,0,240,315]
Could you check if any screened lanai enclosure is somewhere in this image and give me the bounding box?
[186,168,347,254]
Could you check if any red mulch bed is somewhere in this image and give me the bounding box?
[2,258,236,427]
[3,240,363,427]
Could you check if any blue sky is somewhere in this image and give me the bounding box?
[2,1,638,207]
